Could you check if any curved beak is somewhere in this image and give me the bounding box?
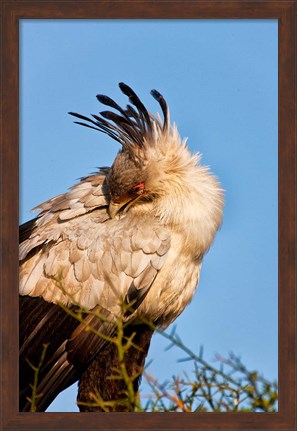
[109,194,144,219]
[108,201,123,219]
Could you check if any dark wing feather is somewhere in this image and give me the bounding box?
[19,294,119,412]
[19,295,80,411]
[19,218,37,243]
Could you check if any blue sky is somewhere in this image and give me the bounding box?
[19,19,278,412]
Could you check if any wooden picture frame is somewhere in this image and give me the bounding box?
[1,1,296,430]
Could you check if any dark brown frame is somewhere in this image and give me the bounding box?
[1,1,296,430]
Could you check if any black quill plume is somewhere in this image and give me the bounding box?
[69,83,169,151]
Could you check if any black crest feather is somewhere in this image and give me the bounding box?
[69,83,169,152]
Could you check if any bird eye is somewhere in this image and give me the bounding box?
[131,182,145,191]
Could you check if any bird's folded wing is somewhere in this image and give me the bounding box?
[19,171,171,311]
[20,295,118,412]
[19,170,171,410]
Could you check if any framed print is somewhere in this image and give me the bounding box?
[1,1,296,430]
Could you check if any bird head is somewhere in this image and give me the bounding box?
[69,82,176,219]
[69,83,223,233]
[107,151,147,219]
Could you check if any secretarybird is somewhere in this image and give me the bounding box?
[19,83,224,412]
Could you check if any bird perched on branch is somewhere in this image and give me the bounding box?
[19,83,224,412]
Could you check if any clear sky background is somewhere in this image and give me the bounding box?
[19,19,278,412]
